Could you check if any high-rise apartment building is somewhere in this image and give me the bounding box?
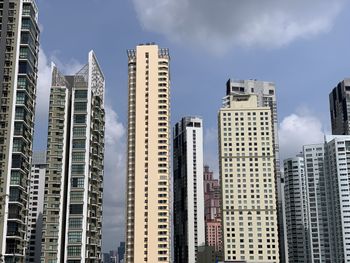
[0,0,39,261]
[218,90,279,262]
[329,79,350,135]
[303,144,330,262]
[125,44,171,263]
[26,151,46,262]
[283,156,308,263]
[173,116,205,263]
[226,79,286,262]
[41,51,105,263]
[324,135,350,263]
[203,165,222,252]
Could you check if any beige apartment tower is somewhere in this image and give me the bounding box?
[125,44,171,263]
[218,92,279,262]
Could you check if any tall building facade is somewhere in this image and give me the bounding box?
[218,91,279,262]
[125,44,171,263]
[283,156,308,263]
[226,79,286,262]
[173,117,205,263]
[41,51,105,263]
[0,0,39,261]
[329,79,350,135]
[324,135,350,263]
[203,165,222,252]
[303,144,330,262]
[26,151,46,262]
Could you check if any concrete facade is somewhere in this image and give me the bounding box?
[0,1,39,261]
[125,44,171,263]
[283,156,309,263]
[26,151,46,262]
[41,51,105,262]
[173,117,205,263]
[218,91,279,262]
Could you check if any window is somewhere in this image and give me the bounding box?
[16,92,26,104]
[71,178,84,188]
[71,164,85,174]
[73,127,86,137]
[74,114,86,124]
[15,107,25,120]
[74,102,87,111]
[70,191,84,201]
[75,90,87,99]
[70,204,83,215]
[72,139,85,149]
[67,246,81,257]
[72,152,85,162]
[69,218,82,229]
[68,232,82,244]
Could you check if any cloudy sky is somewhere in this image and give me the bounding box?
[34,0,350,252]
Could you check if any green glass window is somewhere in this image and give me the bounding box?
[74,102,87,111]
[68,232,82,244]
[17,77,27,89]
[72,152,85,162]
[10,171,22,185]
[74,114,86,124]
[16,92,26,104]
[72,139,85,149]
[70,191,84,201]
[71,177,84,188]
[69,218,82,229]
[75,90,87,99]
[73,127,86,137]
[71,164,84,174]
[67,246,81,256]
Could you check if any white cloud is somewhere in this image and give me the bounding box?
[101,106,126,251]
[36,48,51,125]
[278,110,325,161]
[132,0,345,53]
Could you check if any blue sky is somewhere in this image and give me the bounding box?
[34,0,350,252]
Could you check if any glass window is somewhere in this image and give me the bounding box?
[15,107,25,120]
[68,232,82,244]
[70,204,83,215]
[16,92,26,104]
[74,102,87,111]
[72,139,85,149]
[70,191,84,201]
[72,152,85,162]
[67,246,81,256]
[74,114,86,124]
[71,164,85,174]
[17,77,27,89]
[69,218,82,229]
[73,127,86,137]
[75,90,87,99]
[71,177,84,188]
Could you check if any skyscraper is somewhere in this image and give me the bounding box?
[41,51,105,262]
[218,87,279,262]
[329,79,350,135]
[26,151,46,263]
[283,156,308,263]
[226,79,286,262]
[173,116,205,263]
[0,0,39,261]
[203,165,222,252]
[125,44,171,263]
[324,135,350,262]
[303,144,330,262]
